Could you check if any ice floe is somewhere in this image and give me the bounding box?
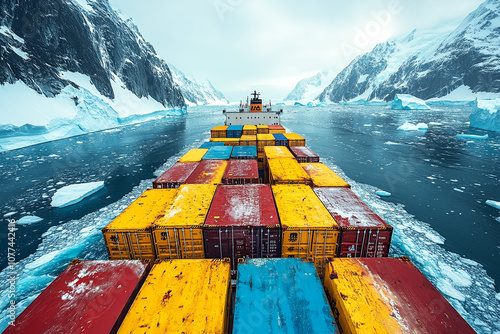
[51,181,104,207]
[16,216,43,225]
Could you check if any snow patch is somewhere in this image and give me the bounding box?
[51,181,104,208]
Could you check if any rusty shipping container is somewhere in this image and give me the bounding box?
[314,187,392,257]
[211,125,228,138]
[152,162,199,189]
[222,159,259,184]
[290,146,320,163]
[324,257,476,334]
[185,159,227,184]
[204,185,280,271]
[4,260,149,334]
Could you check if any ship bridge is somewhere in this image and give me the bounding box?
[223,90,283,126]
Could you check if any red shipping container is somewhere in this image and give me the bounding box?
[204,185,281,270]
[289,146,320,163]
[152,162,199,189]
[222,159,259,185]
[4,259,149,334]
[185,159,227,184]
[314,187,392,257]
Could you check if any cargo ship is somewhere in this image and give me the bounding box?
[4,92,477,333]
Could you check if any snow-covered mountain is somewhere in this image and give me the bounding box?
[284,69,339,102]
[318,0,500,103]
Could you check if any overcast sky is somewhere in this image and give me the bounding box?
[109,0,484,101]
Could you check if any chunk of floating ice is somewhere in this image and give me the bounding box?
[486,200,500,210]
[17,216,43,225]
[456,134,488,140]
[51,181,104,208]
[24,250,61,269]
[376,190,391,197]
[397,122,419,131]
[3,212,17,218]
[416,123,428,130]
[454,188,464,193]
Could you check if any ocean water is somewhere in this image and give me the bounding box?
[0,105,498,332]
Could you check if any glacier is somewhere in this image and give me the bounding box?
[470,98,500,132]
[391,94,430,110]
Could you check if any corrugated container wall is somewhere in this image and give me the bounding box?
[202,146,233,160]
[4,260,149,334]
[268,158,312,185]
[257,134,275,152]
[222,160,259,184]
[239,134,257,146]
[268,125,286,134]
[185,159,227,185]
[178,148,208,163]
[210,137,240,146]
[118,259,231,334]
[284,133,306,146]
[323,257,476,334]
[227,125,244,138]
[243,125,257,135]
[257,125,269,134]
[211,125,228,138]
[273,133,288,146]
[301,162,350,187]
[231,146,257,159]
[290,146,320,163]
[200,141,225,149]
[152,162,199,189]
[233,259,338,334]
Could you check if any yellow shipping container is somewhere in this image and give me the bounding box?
[268,158,312,185]
[272,185,339,276]
[178,149,208,163]
[257,125,269,134]
[102,189,178,260]
[257,134,275,152]
[153,184,217,259]
[301,163,350,187]
[284,133,306,146]
[239,134,257,146]
[118,259,231,334]
[211,125,228,138]
[269,129,286,134]
[209,138,240,146]
[264,146,294,160]
[242,125,257,135]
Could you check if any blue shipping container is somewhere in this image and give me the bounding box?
[273,133,288,146]
[202,146,233,160]
[233,258,338,333]
[227,125,244,138]
[231,146,257,159]
[199,141,225,149]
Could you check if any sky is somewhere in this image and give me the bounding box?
[108,0,484,102]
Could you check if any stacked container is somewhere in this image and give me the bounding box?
[185,160,227,184]
[243,125,257,135]
[284,133,306,146]
[301,162,350,187]
[323,257,476,334]
[268,158,312,185]
[118,259,231,334]
[102,189,178,261]
[226,125,244,138]
[211,125,228,138]
[257,125,269,134]
[4,260,150,334]
[268,125,286,134]
[233,259,338,334]
[263,146,295,183]
[152,162,199,189]
[178,148,208,163]
[204,185,280,271]
[231,146,257,160]
[199,141,224,149]
[290,146,320,163]
[209,137,240,146]
[256,133,275,152]
[272,133,288,146]
[202,146,233,160]
[222,160,259,184]
[239,134,257,146]
[153,184,217,259]
[272,185,339,276]
[315,187,393,257]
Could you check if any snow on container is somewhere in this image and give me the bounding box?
[324,257,476,334]
[243,125,257,135]
[178,148,208,163]
[314,187,392,257]
[209,137,240,146]
[272,133,288,146]
[204,185,280,271]
[102,189,178,261]
[272,185,339,277]
[222,160,259,184]
[153,184,217,259]
[268,124,286,134]
[257,133,275,152]
[268,158,312,185]
[301,162,350,187]
[117,259,231,334]
[290,146,320,163]
[227,125,244,138]
[202,146,233,160]
[231,146,257,159]
[3,259,150,334]
[257,125,269,134]
[283,133,306,146]
[199,141,225,149]
[239,134,257,146]
[233,258,338,334]
[211,125,228,138]
[152,162,199,189]
[185,159,227,185]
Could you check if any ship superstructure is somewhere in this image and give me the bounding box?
[224,90,283,126]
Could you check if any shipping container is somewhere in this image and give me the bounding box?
[153,184,217,259]
[272,185,339,276]
[268,124,286,134]
[211,125,228,138]
[239,134,257,146]
[268,158,312,185]
[209,137,241,146]
[118,259,231,334]
[233,258,338,334]
[257,133,275,152]
[204,185,280,271]
[199,141,225,149]
[185,159,227,185]
[272,133,288,146]
[202,146,233,160]
[314,187,392,257]
[243,124,257,135]
[301,162,350,187]
[323,257,476,334]
[102,189,178,260]
[290,146,320,163]
[257,152,265,170]
[4,259,149,334]
[178,148,208,163]
[222,160,259,184]
[284,133,306,146]
[257,124,269,134]
[152,162,199,189]
[231,146,257,159]
[227,125,244,138]
[264,146,294,160]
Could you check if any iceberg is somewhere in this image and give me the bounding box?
[469,98,500,132]
[306,102,314,107]
[397,122,419,131]
[376,190,392,197]
[486,200,500,210]
[51,181,105,208]
[391,94,431,110]
[294,102,304,106]
[416,123,428,130]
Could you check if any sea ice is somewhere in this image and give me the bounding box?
[391,94,431,110]
[24,250,61,270]
[376,190,391,197]
[3,212,17,218]
[51,181,104,207]
[486,200,500,210]
[397,122,419,131]
[456,134,488,140]
[469,98,500,132]
[16,216,43,225]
